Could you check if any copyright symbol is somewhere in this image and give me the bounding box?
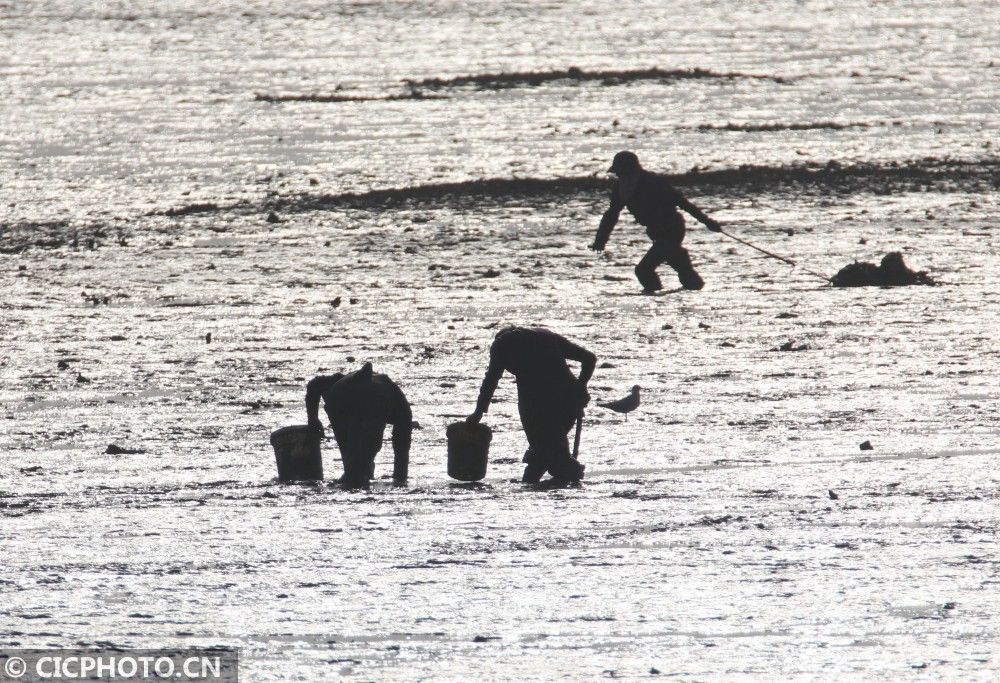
[4,657,26,678]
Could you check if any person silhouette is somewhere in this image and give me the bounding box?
[466,326,595,483]
[306,362,411,487]
[590,151,722,292]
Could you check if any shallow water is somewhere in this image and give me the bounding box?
[3,1,1000,680]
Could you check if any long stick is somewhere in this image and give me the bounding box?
[572,413,583,459]
[719,229,832,283]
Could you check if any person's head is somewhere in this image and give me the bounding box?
[494,325,518,343]
[608,151,641,176]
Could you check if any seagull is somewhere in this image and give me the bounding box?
[597,385,641,421]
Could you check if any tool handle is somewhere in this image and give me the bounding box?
[719,229,833,283]
[572,413,584,459]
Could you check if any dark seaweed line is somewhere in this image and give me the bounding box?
[686,120,897,133]
[273,158,1000,212]
[148,202,223,217]
[406,66,790,90]
[255,91,447,103]
[3,158,993,252]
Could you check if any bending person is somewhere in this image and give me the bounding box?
[467,326,595,483]
[306,362,411,487]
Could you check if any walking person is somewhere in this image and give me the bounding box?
[306,362,412,487]
[467,326,595,483]
[590,151,723,292]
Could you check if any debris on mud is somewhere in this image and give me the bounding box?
[105,444,147,455]
[774,340,809,352]
[82,291,112,305]
[157,202,219,217]
[831,252,936,287]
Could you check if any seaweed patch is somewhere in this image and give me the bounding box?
[689,121,893,133]
[255,90,446,103]
[406,66,790,90]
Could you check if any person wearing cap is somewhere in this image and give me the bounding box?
[306,362,412,487]
[466,326,596,484]
[590,151,722,292]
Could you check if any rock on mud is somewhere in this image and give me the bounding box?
[831,252,936,287]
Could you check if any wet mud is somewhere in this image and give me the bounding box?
[3,182,998,680]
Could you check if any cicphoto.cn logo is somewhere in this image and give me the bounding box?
[0,649,238,683]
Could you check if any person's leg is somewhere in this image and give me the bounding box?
[665,246,705,290]
[521,448,547,483]
[545,439,584,481]
[331,416,385,487]
[523,404,583,482]
[635,240,666,292]
[635,242,670,292]
[655,222,704,290]
[520,413,551,483]
[544,410,584,482]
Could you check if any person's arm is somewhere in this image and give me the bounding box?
[668,182,721,231]
[591,185,625,250]
[387,382,412,483]
[558,337,597,388]
[467,345,504,423]
[305,375,341,430]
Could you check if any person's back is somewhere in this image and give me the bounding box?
[490,327,580,389]
[321,365,405,423]
[616,169,686,232]
[306,363,411,486]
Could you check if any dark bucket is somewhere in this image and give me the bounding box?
[270,425,323,482]
[446,421,492,481]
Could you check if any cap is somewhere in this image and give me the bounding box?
[608,151,640,174]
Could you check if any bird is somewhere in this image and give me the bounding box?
[597,385,641,421]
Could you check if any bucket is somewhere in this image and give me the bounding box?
[446,421,492,481]
[270,425,323,482]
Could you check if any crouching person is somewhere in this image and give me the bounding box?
[306,362,411,487]
[467,326,595,484]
